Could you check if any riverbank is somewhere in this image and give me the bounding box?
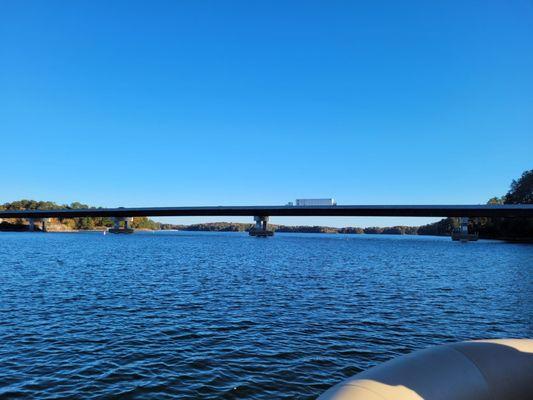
[3,222,532,243]
[0,221,419,235]
[159,222,420,235]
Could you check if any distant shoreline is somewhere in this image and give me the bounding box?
[2,223,532,243]
[0,223,421,235]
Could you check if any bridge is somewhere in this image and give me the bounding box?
[0,204,532,239]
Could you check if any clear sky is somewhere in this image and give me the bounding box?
[1,1,532,227]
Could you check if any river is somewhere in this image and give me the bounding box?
[0,231,531,399]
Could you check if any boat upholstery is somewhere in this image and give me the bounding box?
[318,339,533,400]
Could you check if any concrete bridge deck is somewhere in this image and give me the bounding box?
[1,204,532,219]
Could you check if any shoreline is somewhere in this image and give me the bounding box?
[2,226,532,243]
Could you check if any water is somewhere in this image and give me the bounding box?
[0,232,531,399]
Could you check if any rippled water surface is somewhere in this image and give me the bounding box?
[0,232,532,399]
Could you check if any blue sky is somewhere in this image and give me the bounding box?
[1,1,532,227]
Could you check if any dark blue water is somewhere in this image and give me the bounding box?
[0,232,531,399]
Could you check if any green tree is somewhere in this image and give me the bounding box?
[76,217,95,230]
[487,197,504,205]
[504,170,533,204]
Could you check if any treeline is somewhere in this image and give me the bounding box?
[418,169,533,240]
[276,225,418,234]
[159,222,419,235]
[164,222,250,232]
[0,200,160,231]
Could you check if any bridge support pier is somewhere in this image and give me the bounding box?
[451,217,479,242]
[109,217,134,234]
[460,217,468,235]
[249,216,274,237]
[28,218,51,232]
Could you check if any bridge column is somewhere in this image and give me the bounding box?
[109,217,134,234]
[249,216,273,237]
[41,218,50,232]
[28,218,35,232]
[451,217,478,242]
[460,217,468,234]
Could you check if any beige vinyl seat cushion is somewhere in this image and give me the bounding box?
[318,339,533,400]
